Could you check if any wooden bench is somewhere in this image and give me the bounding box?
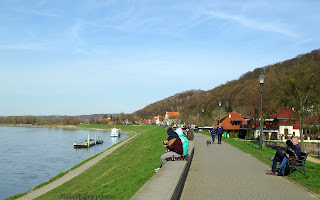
[288,152,309,175]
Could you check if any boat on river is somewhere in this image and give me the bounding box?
[111,128,120,137]
[74,134,104,148]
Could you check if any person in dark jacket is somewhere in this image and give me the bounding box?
[266,137,301,175]
[277,140,297,176]
[217,126,223,144]
[154,127,183,172]
[167,127,179,140]
[209,127,217,144]
[277,136,302,176]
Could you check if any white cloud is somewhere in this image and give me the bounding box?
[204,11,298,38]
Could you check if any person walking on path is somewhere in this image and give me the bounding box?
[217,126,223,144]
[209,126,216,144]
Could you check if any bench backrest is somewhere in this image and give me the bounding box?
[289,152,308,167]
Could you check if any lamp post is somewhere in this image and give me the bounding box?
[219,101,221,128]
[317,133,320,158]
[197,113,199,125]
[202,108,204,126]
[259,72,265,150]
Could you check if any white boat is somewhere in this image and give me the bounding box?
[111,128,120,137]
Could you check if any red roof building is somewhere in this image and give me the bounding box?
[164,111,180,126]
[214,111,247,131]
[165,112,179,119]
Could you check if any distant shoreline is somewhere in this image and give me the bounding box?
[0,124,78,129]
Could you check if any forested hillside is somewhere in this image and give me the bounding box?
[134,49,320,124]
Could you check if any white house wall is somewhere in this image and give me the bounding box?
[279,125,300,137]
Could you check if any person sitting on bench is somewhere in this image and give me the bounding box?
[175,128,189,157]
[154,128,183,172]
[277,136,301,176]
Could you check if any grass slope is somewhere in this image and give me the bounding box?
[201,131,320,194]
[35,125,167,200]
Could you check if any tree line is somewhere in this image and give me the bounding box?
[0,116,82,126]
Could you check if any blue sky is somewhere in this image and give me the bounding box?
[1,0,319,116]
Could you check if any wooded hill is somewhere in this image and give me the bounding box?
[134,49,320,124]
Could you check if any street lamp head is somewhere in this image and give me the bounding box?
[259,72,265,84]
[202,109,204,113]
[218,101,221,107]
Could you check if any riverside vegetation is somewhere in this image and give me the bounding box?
[201,131,320,194]
[6,125,167,200]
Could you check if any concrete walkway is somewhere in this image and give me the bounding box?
[181,133,319,200]
[18,134,137,200]
[308,156,320,164]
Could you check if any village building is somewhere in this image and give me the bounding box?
[108,121,117,125]
[214,111,248,138]
[247,108,302,141]
[248,112,279,140]
[152,115,163,125]
[277,108,300,140]
[164,111,180,126]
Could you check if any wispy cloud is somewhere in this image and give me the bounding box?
[204,11,298,38]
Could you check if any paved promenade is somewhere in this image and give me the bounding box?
[181,133,319,200]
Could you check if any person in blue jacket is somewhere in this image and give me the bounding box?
[217,126,224,144]
[209,126,217,144]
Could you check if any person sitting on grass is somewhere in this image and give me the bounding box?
[154,128,183,172]
[175,128,189,157]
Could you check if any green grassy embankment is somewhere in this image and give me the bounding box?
[33,125,166,200]
[201,131,320,194]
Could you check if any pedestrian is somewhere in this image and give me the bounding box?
[209,126,217,144]
[186,128,194,140]
[217,126,223,144]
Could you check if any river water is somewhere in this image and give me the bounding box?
[0,126,130,200]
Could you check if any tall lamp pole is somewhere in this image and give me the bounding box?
[259,72,265,150]
[202,108,204,126]
[197,113,199,125]
[219,101,221,128]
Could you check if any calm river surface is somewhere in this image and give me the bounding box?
[0,126,130,200]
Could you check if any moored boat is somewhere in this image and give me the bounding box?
[74,134,103,148]
[111,128,120,137]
